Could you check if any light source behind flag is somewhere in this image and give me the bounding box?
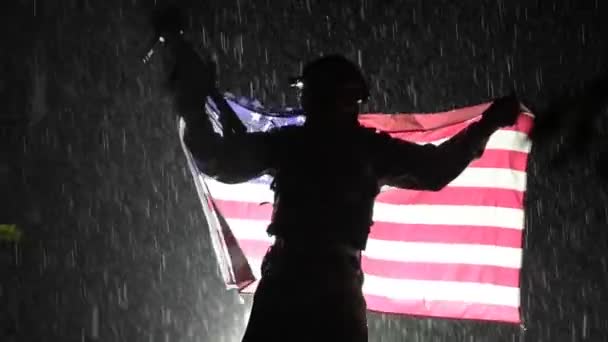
[178,95,534,324]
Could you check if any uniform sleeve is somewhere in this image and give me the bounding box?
[373,120,497,191]
[168,37,279,184]
[182,114,281,184]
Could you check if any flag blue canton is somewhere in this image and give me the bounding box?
[217,93,305,133]
[198,94,304,183]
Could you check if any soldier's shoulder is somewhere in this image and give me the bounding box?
[359,125,378,134]
[358,125,390,140]
[264,124,306,145]
[270,124,305,136]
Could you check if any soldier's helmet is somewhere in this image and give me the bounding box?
[291,55,370,112]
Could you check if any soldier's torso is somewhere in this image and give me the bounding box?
[267,125,380,250]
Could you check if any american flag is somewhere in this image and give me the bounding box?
[178,94,533,324]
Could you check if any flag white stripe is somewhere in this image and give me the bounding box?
[427,130,531,153]
[248,259,264,279]
[204,166,527,203]
[215,194,524,229]
[446,168,527,191]
[373,204,524,230]
[486,130,531,153]
[363,239,522,268]
[362,275,520,307]
[243,257,519,307]
[204,178,276,203]
[224,218,522,268]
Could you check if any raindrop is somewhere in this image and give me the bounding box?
[41,246,48,271]
[118,282,128,308]
[392,22,398,40]
[238,34,244,55]
[220,32,227,53]
[146,198,151,218]
[162,306,172,325]
[80,280,88,300]
[472,67,479,85]
[201,26,208,47]
[102,130,109,152]
[535,68,543,90]
[497,0,505,24]
[236,0,242,24]
[360,0,366,20]
[91,304,99,339]
[325,16,332,37]
[121,128,127,154]
[68,248,76,268]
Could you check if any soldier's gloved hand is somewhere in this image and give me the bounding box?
[152,5,217,99]
[151,5,186,44]
[481,94,521,128]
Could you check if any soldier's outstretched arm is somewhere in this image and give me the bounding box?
[374,119,495,191]
[182,116,281,184]
[167,35,279,184]
[374,96,521,191]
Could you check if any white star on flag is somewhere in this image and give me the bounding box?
[250,112,262,122]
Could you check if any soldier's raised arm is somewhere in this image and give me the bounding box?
[373,96,521,191]
[158,11,282,184]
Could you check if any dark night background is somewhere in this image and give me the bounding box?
[2,0,608,341]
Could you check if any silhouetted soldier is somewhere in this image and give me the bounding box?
[155,11,521,342]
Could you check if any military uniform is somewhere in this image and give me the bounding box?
[168,33,497,342]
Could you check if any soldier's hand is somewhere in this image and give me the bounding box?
[151,5,186,43]
[481,94,521,128]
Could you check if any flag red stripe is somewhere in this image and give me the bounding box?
[389,115,533,143]
[361,259,520,287]
[364,295,521,323]
[213,187,523,224]
[369,222,522,247]
[229,220,521,256]
[214,200,274,220]
[239,239,272,257]
[236,239,519,287]
[359,103,491,132]
[236,283,521,323]
[359,105,534,141]
[241,281,260,293]
[376,187,523,208]
[360,112,533,142]
[212,202,523,247]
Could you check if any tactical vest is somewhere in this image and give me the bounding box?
[266,127,380,250]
